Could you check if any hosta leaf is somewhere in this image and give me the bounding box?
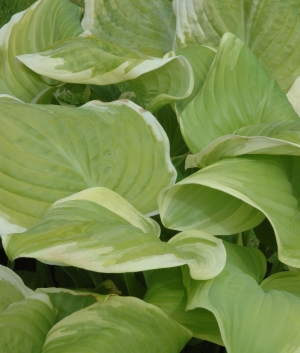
[0,0,83,102]
[36,288,106,323]
[0,293,57,353]
[144,267,223,345]
[17,34,183,86]
[173,0,244,49]
[171,154,198,183]
[182,243,300,353]
[179,33,298,154]
[167,230,226,280]
[130,55,193,113]
[130,45,215,115]
[0,264,34,312]
[174,45,215,113]
[173,0,300,92]
[260,271,300,298]
[186,121,300,168]
[3,188,226,279]
[42,296,192,353]
[253,218,278,252]
[183,242,267,311]
[287,76,300,116]
[31,83,89,106]
[89,84,121,102]
[15,270,38,290]
[82,0,175,57]
[155,105,189,158]
[159,155,300,267]
[0,98,175,232]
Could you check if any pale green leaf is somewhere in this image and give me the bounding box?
[261,271,300,299]
[168,230,226,280]
[3,188,226,279]
[173,0,300,91]
[0,0,83,102]
[144,267,223,345]
[0,98,175,232]
[174,45,215,113]
[0,264,34,312]
[130,55,193,113]
[159,155,300,267]
[82,0,175,57]
[173,0,245,49]
[287,76,300,116]
[42,296,191,353]
[186,121,300,168]
[183,241,267,311]
[0,293,57,353]
[181,243,300,353]
[17,35,184,86]
[179,33,298,154]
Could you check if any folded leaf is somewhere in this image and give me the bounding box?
[159,155,300,267]
[0,98,175,232]
[144,267,223,345]
[174,45,215,113]
[17,34,183,86]
[182,242,300,353]
[82,0,175,57]
[130,55,193,113]
[260,271,300,298]
[186,121,300,168]
[42,296,192,353]
[179,33,298,154]
[130,45,215,115]
[0,264,34,312]
[0,0,83,102]
[3,188,226,279]
[0,293,57,353]
[173,0,300,92]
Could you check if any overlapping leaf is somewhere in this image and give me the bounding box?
[159,155,300,267]
[18,34,187,86]
[36,287,107,323]
[174,45,215,113]
[173,0,300,91]
[42,296,192,353]
[178,33,298,154]
[186,121,300,168]
[182,242,300,353]
[144,267,223,345]
[0,264,34,312]
[155,105,189,158]
[0,293,57,353]
[130,55,193,113]
[260,271,300,298]
[3,188,226,279]
[82,0,175,57]
[0,98,176,232]
[0,0,83,102]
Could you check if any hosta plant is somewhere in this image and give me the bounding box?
[1,0,300,352]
